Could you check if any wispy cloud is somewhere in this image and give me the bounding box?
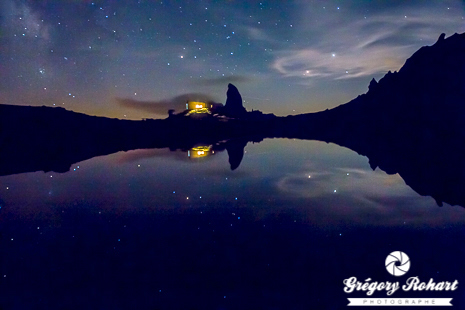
[271,2,465,80]
[115,93,216,115]
[274,167,448,227]
[190,75,251,86]
[272,39,410,80]
[245,26,277,43]
[115,148,188,163]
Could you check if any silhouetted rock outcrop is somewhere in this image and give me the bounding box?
[368,78,378,91]
[224,83,247,117]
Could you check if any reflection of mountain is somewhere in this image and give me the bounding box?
[0,103,259,174]
[270,33,465,207]
[1,33,465,207]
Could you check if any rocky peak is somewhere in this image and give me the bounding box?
[224,83,247,117]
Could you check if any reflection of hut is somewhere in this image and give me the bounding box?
[188,145,215,159]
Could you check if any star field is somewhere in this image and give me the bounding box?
[1,0,464,118]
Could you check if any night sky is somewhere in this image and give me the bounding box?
[3,3,465,308]
[1,0,464,119]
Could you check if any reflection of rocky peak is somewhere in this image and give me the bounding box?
[225,139,248,170]
[224,83,247,117]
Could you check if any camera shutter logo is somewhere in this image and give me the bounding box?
[385,251,410,276]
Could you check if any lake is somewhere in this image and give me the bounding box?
[2,138,465,309]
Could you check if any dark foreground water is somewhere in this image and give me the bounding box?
[1,139,465,309]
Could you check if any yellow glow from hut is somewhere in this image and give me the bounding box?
[188,101,206,110]
[189,146,212,158]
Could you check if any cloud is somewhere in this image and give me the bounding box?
[190,75,251,86]
[115,148,189,163]
[273,167,465,227]
[245,26,276,43]
[276,168,412,201]
[271,2,465,80]
[272,42,409,80]
[115,93,216,115]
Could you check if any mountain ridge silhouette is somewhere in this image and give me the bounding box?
[1,32,465,206]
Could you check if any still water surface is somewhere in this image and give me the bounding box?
[2,139,465,309]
